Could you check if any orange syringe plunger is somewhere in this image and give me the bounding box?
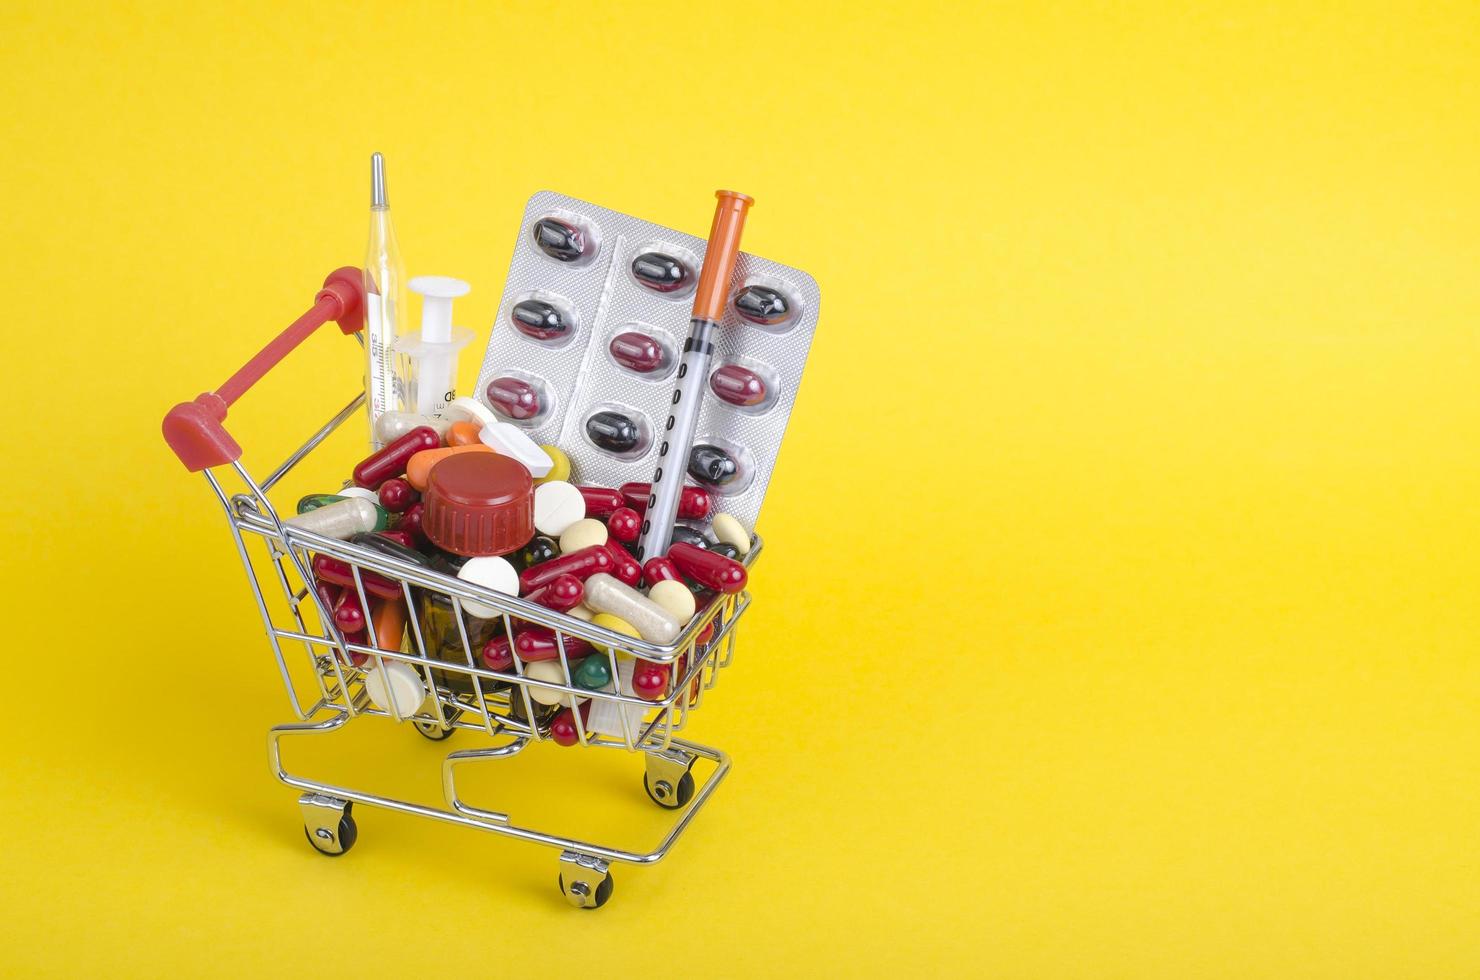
[691,190,754,322]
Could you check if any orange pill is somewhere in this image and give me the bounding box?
[405,443,493,491]
[447,421,483,447]
[369,597,407,652]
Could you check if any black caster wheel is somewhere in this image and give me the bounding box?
[644,769,695,809]
[559,870,614,909]
[303,803,357,857]
[414,719,456,741]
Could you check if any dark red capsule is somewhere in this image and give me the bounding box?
[642,557,681,587]
[532,217,586,262]
[486,377,542,421]
[518,544,614,593]
[523,573,584,613]
[550,701,593,747]
[511,299,569,341]
[514,627,593,663]
[631,252,690,293]
[618,482,711,520]
[576,486,625,517]
[483,634,514,671]
[608,331,665,373]
[667,542,747,594]
[312,554,402,600]
[709,364,768,407]
[378,478,416,513]
[606,506,641,543]
[353,426,441,489]
[632,660,670,702]
[333,590,367,633]
[378,529,416,549]
[604,541,643,587]
[397,501,427,545]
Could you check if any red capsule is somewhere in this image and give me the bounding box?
[377,529,416,549]
[709,364,768,407]
[523,573,584,613]
[551,701,593,747]
[333,589,367,633]
[314,578,343,615]
[576,485,625,517]
[618,482,711,520]
[518,544,613,593]
[486,377,542,421]
[353,426,442,489]
[604,541,643,587]
[667,542,746,594]
[642,557,681,587]
[608,331,665,373]
[338,630,370,668]
[312,554,402,600]
[397,501,427,544]
[483,634,514,672]
[377,478,416,513]
[514,627,593,663]
[696,620,715,646]
[632,660,670,702]
[606,506,641,543]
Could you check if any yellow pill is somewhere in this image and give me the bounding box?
[537,444,570,484]
[590,612,640,654]
[559,517,608,554]
[647,579,696,625]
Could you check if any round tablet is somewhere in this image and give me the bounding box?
[647,579,696,624]
[441,396,499,431]
[711,512,752,556]
[337,485,381,503]
[457,555,519,618]
[534,481,586,537]
[559,518,608,554]
[538,445,570,484]
[523,659,571,706]
[363,659,427,718]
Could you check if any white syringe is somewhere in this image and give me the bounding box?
[396,276,473,418]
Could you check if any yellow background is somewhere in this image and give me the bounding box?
[2,1,1477,975]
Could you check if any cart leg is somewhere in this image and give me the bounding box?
[558,851,614,909]
[643,746,697,809]
[300,793,357,856]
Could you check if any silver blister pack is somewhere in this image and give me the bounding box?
[474,191,821,532]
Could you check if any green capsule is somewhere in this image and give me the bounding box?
[297,493,347,515]
[572,655,613,691]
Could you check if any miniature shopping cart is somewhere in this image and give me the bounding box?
[162,269,755,908]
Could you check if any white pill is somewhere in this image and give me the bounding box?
[523,659,572,706]
[337,485,380,503]
[584,573,682,645]
[457,556,518,618]
[363,659,427,718]
[440,396,499,431]
[567,604,595,622]
[480,421,554,477]
[534,481,585,537]
[647,579,697,625]
[376,410,452,444]
[711,512,752,556]
[559,518,608,554]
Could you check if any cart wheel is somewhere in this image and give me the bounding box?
[644,769,695,809]
[303,806,357,857]
[414,719,455,741]
[559,869,614,909]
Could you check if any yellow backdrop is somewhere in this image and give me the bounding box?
[2,1,1476,975]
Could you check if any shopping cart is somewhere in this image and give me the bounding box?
[162,268,756,908]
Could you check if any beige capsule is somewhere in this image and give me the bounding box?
[583,573,682,645]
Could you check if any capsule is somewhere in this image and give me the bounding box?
[348,532,431,568]
[631,252,690,293]
[397,501,427,544]
[710,543,740,561]
[405,444,494,491]
[709,364,769,407]
[572,655,612,691]
[550,701,593,747]
[312,554,402,600]
[586,411,641,454]
[486,377,542,422]
[332,589,366,633]
[482,634,514,671]
[642,556,681,587]
[375,411,453,445]
[606,506,641,543]
[608,331,665,373]
[603,541,644,588]
[583,573,681,644]
[576,485,625,517]
[285,497,385,539]
[377,478,416,513]
[618,482,711,520]
[353,426,443,489]
[667,542,747,594]
[532,217,587,262]
[523,573,584,613]
[519,535,559,570]
[632,660,671,702]
[446,421,483,447]
[518,544,614,593]
[689,444,740,487]
[511,299,570,341]
[369,597,406,651]
[734,284,790,325]
[669,524,712,550]
[514,627,593,663]
[378,529,416,549]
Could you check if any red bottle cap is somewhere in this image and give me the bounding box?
[421,451,534,557]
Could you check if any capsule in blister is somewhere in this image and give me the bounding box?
[511,299,570,341]
[631,251,690,293]
[486,376,543,422]
[733,284,790,325]
[689,444,739,487]
[608,331,665,374]
[586,410,643,455]
[618,482,710,520]
[709,364,769,407]
[532,217,587,262]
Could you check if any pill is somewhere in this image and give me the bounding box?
[349,532,431,568]
[440,396,499,431]
[337,630,370,668]
[519,535,559,569]
[559,517,608,554]
[538,445,570,483]
[604,541,643,587]
[734,284,790,325]
[667,542,747,594]
[486,377,542,422]
[572,655,612,690]
[710,543,740,561]
[631,251,690,293]
[669,524,712,550]
[532,217,587,263]
[523,662,571,706]
[369,597,407,652]
[457,556,519,618]
[297,493,346,513]
[586,411,642,454]
[479,421,554,477]
[577,485,625,517]
[523,573,584,613]
[363,658,428,717]
[376,411,453,445]
[405,443,493,491]
[618,482,711,520]
[642,557,681,587]
[312,554,402,600]
[533,481,586,536]
[709,512,752,555]
[333,589,366,633]
[590,612,641,655]
[397,501,427,544]
[709,364,769,407]
[550,701,593,746]
[483,634,514,672]
[647,579,696,624]
[519,544,613,593]
[377,478,416,513]
[285,497,385,539]
[511,298,571,341]
[377,529,416,548]
[337,486,381,503]
[583,573,682,645]
[353,426,442,488]
[568,604,595,622]
[447,421,483,447]
[689,444,739,486]
[632,661,670,701]
[608,331,665,373]
[606,506,641,543]
[515,627,593,663]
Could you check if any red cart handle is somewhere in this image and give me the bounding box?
[163,267,365,472]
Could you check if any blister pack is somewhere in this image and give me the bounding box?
[473,191,821,534]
